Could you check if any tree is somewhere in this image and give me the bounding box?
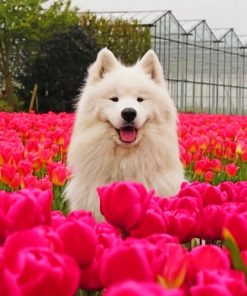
[0,0,78,110]
[80,12,151,65]
[18,25,98,112]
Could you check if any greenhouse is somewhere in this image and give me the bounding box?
[95,11,247,115]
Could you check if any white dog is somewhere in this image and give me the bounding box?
[65,48,184,219]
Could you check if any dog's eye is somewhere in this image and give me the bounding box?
[137,97,144,102]
[110,97,119,102]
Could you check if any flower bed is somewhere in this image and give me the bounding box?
[0,112,246,295]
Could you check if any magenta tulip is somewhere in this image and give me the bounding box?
[98,181,152,231]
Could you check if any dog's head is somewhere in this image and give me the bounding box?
[79,48,176,147]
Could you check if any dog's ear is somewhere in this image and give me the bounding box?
[87,48,119,83]
[138,50,165,86]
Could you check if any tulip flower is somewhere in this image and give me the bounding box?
[225,163,239,178]
[47,161,69,186]
[204,171,214,182]
[187,245,230,284]
[192,269,247,296]
[103,281,185,296]
[3,229,80,296]
[157,243,189,290]
[98,181,152,231]
[56,220,97,267]
[197,205,227,240]
[100,243,154,286]
[0,189,52,238]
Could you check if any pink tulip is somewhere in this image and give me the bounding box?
[103,281,185,296]
[100,243,154,286]
[195,269,247,296]
[51,211,67,229]
[0,189,52,239]
[21,175,39,189]
[178,185,202,200]
[80,223,121,291]
[166,196,200,243]
[80,247,104,291]
[158,243,189,290]
[0,256,22,296]
[187,245,230,284]
[3,232,80,296]
[67,210,96,227]
[197,205,226,240]
[98,181,152,231]
[17,160,33,176]
[190,285,232,296]
[202,186,227,206]
[130,208,168,238]
[218,182,236,201]
[56,220,97,267]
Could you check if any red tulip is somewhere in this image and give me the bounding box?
[204,171,214,182]
[0,164,15,186]
[225,163,239,178]
[209,159,222,173]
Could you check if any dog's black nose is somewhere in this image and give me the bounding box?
[121,108,137,122]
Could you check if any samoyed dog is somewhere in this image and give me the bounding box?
[65,48,184,219]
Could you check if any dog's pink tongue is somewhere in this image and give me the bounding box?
[120,128,136,143]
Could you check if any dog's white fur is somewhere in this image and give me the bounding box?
[65,48,184,219]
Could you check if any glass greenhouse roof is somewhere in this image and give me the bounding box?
[179,20,203,33]
[93,10,247,46]
[212,28,231,40]
[94,11,168,25]
[239,36,247,46]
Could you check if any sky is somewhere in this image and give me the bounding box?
[70,0,247,36]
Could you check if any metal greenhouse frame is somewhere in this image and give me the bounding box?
[95,11,247,115]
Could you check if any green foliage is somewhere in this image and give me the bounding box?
[18,25,98,112]
[0,99,12,112]
[80,11,151,65]
[0,0,78,110]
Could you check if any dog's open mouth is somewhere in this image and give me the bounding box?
[118,125,137,143]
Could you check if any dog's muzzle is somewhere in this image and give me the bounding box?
[118,124,137,143]
[118,108,137,143]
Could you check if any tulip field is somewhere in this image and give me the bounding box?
[0,111,247,296]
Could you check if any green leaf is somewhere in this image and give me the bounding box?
[223,228,247,280]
